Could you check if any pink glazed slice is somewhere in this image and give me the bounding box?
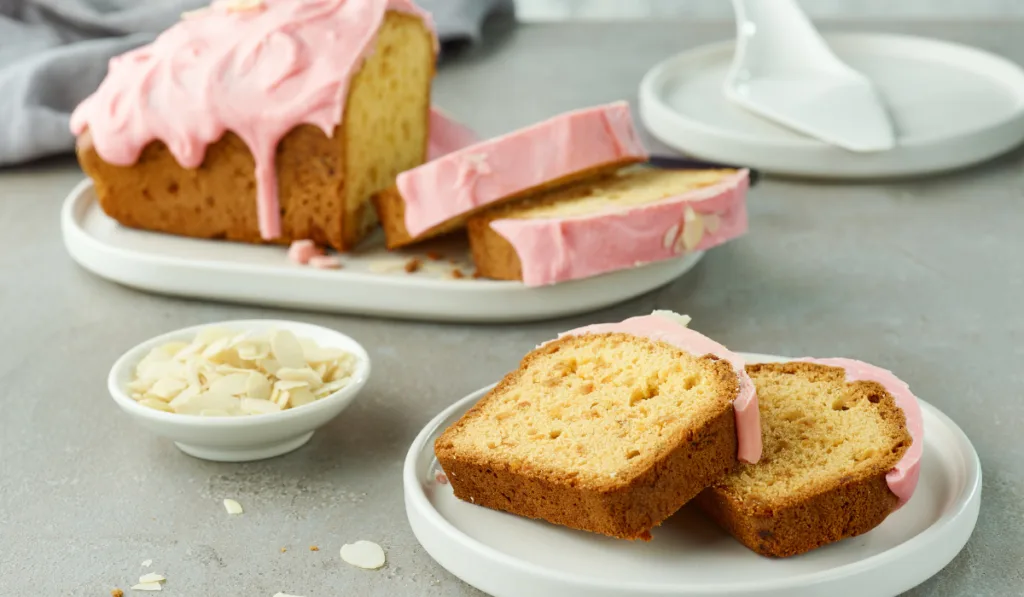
[798,357,924,507]
[558,312,762,464]
[395,101,649,238]
[490,169,749,287]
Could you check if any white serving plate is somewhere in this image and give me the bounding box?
[61,180,704,323]
[404,353,982,597]
[639,33,1024,179]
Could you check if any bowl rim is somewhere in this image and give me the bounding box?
[107,319,371,427]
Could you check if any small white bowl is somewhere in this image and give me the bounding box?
[108,319,371,462]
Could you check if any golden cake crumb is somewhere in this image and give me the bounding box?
[451,269,464,279]
[309,545,319,551]
[404,258,422,273]
[111,589,124,597]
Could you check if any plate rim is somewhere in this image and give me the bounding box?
[403,352,983,595]
[638,31,1024,179]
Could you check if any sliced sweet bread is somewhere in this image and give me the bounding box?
[466,166,749,286]
[695,359,922,557]
[373,101,648,249]
[73,3,437,252]
[434,311,761,540]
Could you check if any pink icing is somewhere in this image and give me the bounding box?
[559,313,762,464]
[428,107,480,160]
[70,0,436,241]
[798,358,923,507]
[491,169,749,287]
[395,101,649,237]
[287,239,320,265]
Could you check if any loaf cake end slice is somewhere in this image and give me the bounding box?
[696,360,920,557]
[435,325,745,540]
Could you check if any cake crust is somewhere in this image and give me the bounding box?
[435,333,742,540]
[695,361,912,557]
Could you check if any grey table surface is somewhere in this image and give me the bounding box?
[2,18,1023,597]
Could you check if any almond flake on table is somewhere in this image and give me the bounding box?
[138,573,165,584]
[223,498,244,515]
[130,582,162,591]
[140,559,152,568]
[273,593,307,597]
[340,540,386,569]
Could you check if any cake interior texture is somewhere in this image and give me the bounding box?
[341,11,434,243]
[696,362,912,557]
[77,11,434,251]
[435,332,740,539]
[720,363,908,501]
[444,334,735,484]
[483,167,736,221]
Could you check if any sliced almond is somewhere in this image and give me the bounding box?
[241,398,282,415]
[138,574,165,584]
[662,223,679,250]
[208,372,251,396]
[223,498,244,515]
[271,330,306,369]
[275,367,323,389]
[139,398,174,413]
[130,582,162,591]
[245,372,272,401]
[340,540,386,569]
[149,377,187,400]
[289,387,315,408]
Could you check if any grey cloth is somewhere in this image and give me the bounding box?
[0,0,511,166]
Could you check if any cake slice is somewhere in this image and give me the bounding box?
[466,167,748,286]
[72,0,437,252]
[695,359,923,557]
[373,101,648,249]
[434,311,761,540]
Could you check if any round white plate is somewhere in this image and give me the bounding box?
[61,180,703,323]
[404,353,982,597]
[639,33,1024,179]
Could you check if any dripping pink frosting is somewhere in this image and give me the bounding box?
[395,101,649,238]
[558,313,762,464]
[798,358,923,507]
[491,169,749,287]
[70,0,437,240]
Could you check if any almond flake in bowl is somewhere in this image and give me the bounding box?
[127,327,357,417]
[108,320,371,462]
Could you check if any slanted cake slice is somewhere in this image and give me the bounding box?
[72,0,437,252]
[696,359,923,557]
[434,311,761,540]
[373,101,649,249]
[466,167,749,286]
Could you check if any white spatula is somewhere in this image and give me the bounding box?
[724,0,896,152]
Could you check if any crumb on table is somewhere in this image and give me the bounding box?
[472,271,484,279]
[450,269,464,279]
[426,251,443,261]
[111,589,124,597]
[310,545,319,551]
[404,258,422,273]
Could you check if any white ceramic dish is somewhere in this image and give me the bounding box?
[108,319,370,462]
[639,33,1024,179]
[62,180,704,323]
[404,352,982,597]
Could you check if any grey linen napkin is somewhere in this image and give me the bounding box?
[0,0,512,166]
